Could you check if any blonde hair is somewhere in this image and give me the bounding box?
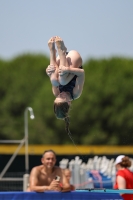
[54,101,70,134]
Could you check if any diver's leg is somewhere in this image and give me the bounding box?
[47,37,59,86]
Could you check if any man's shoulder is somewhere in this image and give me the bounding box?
[31,165,43,173]
[54,166,62,172]
[54,166,61,169]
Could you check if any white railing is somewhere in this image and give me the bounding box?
[60,155,133,189]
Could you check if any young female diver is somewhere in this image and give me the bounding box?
[46,36,85,133]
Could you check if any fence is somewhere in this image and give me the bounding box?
[0,154,133,191]
[59,155,133,189]
[0,107,35,191]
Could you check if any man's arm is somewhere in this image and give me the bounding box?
[59,169,71,192]
[62,176,71,192]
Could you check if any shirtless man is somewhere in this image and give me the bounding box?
[28,150,70,192]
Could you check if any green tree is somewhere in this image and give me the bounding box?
[0,55,133,145]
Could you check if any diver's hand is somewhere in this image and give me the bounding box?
[46,65,56,76]
[58,65,69,76]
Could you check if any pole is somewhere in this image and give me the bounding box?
[24,107,35,174]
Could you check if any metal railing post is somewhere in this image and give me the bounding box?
[24,107,35,174]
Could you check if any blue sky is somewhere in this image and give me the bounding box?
[0,0,133,63]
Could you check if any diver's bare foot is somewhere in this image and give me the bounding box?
[48,37,56,53]
[55,36,67,53]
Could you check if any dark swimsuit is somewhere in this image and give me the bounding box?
[59,66,83,100]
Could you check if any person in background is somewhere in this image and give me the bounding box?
[63,168,75,191]
[28,150,70,192]
[114,155,133,200]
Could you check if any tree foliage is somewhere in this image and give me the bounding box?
[0,54,133,145]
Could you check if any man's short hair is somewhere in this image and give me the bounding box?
[42,150,56,158]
